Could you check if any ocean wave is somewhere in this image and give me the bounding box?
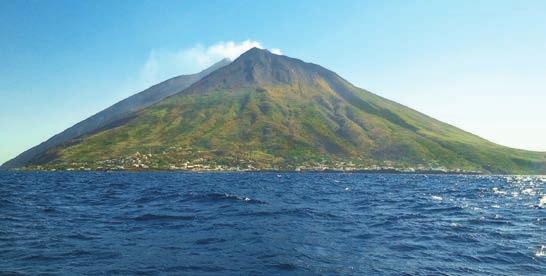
[539,195,546,208]
[269,263,298,271]
[492,187,507,195]
[20,254,62,261]
[2,172,545,275]
[431,195,443,201]
[194,237,227,245]
[65,233,97,240]
[133,214,195,221]
[194,193,267,204]
[161,265,226,273]
[535,245,545,257]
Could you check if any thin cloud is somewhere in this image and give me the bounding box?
[139,40,282,87]
[270,48,282,55]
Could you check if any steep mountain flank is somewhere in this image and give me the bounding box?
[6,49,545,174]
[1,59,230,169]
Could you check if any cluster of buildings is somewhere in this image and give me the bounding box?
[22,150,482,174]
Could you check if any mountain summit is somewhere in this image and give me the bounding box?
[3,49,545,173]
[183,47,329,92]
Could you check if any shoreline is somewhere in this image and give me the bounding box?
[4,168,487,175]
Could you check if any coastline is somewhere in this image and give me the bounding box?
[5,168,486,175]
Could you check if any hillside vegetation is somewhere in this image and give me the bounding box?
[14,48,546,174]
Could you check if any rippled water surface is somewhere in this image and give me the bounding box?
[1,172,545,275]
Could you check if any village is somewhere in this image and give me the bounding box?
[25,150,482,174]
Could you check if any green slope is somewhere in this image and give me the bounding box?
[24,48,546,174]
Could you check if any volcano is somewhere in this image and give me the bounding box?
[3,48,545,174]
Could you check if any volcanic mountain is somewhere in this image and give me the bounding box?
[1,59,230,170]
[3,48,545,173]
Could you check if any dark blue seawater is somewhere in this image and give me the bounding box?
[0,172,544,275]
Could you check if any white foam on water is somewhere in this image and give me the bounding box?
[521,188,536,196]
[539,195,546,208]
[492,187,507,195]
[535,245,545,257]
[431,195,443,201]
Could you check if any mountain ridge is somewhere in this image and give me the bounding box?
[1,58,231,170]
[3,48,545,174]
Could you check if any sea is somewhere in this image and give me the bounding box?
[0,172,544,275]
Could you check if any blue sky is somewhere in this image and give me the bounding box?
[1,0,546,164]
